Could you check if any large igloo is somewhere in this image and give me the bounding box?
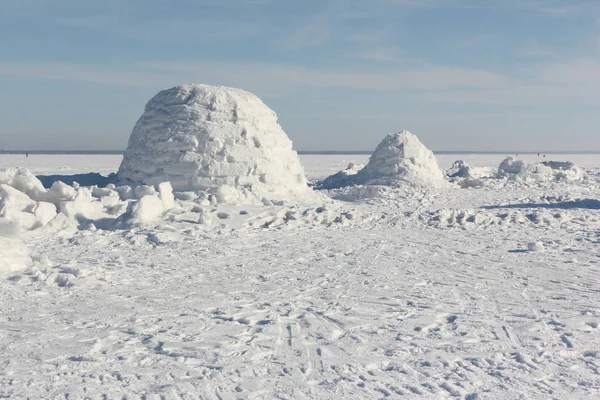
[318,131,446,189]
[118,84,317,204]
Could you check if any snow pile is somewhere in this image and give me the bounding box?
[0,167,82,207]
[541,161,584,181]
[318,131,446,189]
[118,84,317,205]
[0,167,46,200]
[528,241,545,252]
[0,183,57,231]
[446,160,496,188]
[498,157,553,182]
[0,218,31,273]
[125,182,176,225]
[446,160,472,179]
[314,162,364,190]
[357,131,445,187]
[447,160,495,181]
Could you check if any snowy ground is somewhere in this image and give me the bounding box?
[1,154,600,399]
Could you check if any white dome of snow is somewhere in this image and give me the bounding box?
[541,161,584,181]
[354,131,445,187]
[317,131,445,189]
[118,84,317,204]
[497,157,583,182]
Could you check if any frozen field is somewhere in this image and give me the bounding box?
[1,153,600,399]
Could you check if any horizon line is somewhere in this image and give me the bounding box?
[2,150,600,155]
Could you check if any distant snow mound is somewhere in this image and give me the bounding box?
[118,84,317,205]
[498,157,582,182]
[541,161,583,181]
[356,131,445,187]
[314,163,364,190]
[446,160,472,179]
[319,131,446,190]
[446,160,496,188]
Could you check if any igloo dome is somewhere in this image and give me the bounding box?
[316,130,446,189]
[355,131,445,187]
[118,84,316,204]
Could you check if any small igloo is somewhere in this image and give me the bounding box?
[356,131,445,187]
[318,131,445,189]
[118,84,317,204]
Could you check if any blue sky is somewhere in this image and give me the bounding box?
[0,0,599,151]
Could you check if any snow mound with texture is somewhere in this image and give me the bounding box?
[498,157,553,182]
[541,161,584,181]
[498,157,582,182]
[314,163,364,190]
[446,160,496,188]
[118,84,317,205]
[318,131,445,189]
[356,131,445,187]
[0,167,47,200]
[0,218,31,273]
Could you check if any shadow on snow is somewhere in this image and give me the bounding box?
[482,199,600,210]
[37,173,118,189]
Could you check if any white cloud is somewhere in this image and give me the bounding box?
[0,59,598,108]
[0,60,508,98]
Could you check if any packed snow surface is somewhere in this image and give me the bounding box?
[118,84,316,204]
[1,153,600,399]
[318,131,445,189]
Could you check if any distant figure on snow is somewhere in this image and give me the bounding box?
[25,152,29,158]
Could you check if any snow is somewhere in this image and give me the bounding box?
[356,131,445,187]
[0,167,46,200]
[1,152,600,398]
[128,194,167,224]
[446,159,495,181]
[118,84,318,205]
[498,157,584,182]
[0,218,31,273]
[542,160,584,181]
[527,241,545,252]
[498,157,554,181]
[318,131,446,189]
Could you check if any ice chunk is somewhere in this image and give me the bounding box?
[0,184,36,214]
[0,218,30,273]
[129,195,165,224]
[0,167,47,200]
[157,182,175,210]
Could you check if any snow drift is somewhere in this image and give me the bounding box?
[118,84,317,204]
[541,161,583,181]
[498,157,583,182]
[0,218,31,273]
[318,131,445,189]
